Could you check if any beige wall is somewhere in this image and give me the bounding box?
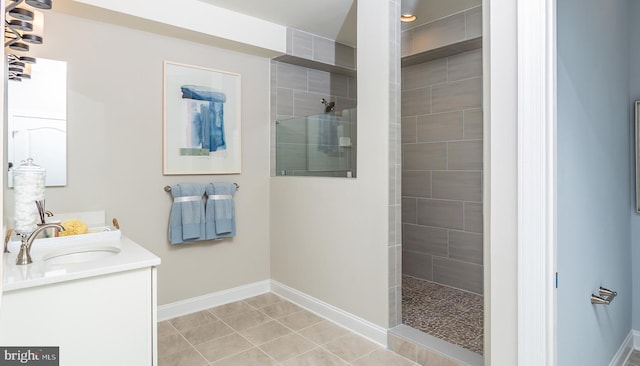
[270,0,393,328]
[3,11,272,305]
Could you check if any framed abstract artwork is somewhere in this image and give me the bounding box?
[163,61,241,174]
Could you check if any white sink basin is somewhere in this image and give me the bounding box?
[43,246,121,265]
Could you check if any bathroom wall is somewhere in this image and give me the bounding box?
[3,10,272,305]
[557,0,633,364]
[629,0,640,332]
[401,48,483,294]
[270,0,395,328]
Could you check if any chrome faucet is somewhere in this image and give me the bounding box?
[16,223,65,265]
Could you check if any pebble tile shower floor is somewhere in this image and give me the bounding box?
[158,292,421,366]
[402,275,484,354]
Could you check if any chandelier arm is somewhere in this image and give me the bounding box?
[5,0,25,14]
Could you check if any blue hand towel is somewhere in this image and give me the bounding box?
[205,182,236,239]
[168,183,206,244]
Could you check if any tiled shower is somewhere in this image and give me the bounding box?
[399,4,484,356]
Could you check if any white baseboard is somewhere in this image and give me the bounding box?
[270,280,388,347]
[633,329,640,349]
[610,330,635,366]
[157,280,270,321]
[157,279,389,348]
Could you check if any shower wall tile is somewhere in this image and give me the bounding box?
[403,143,447,170]
[403,223,448,256]
[308,69,331,95]
[432,257,483,294]
[416,199,463,230]
[465,6,483,39]
[402,170,431,198]
[291,29,314,60]
[431,77,482,113]
[313,36,336,66]
[329,74,350,98]
[403,250,433,280]
[276,144,306,171]
[402,197,417,224]
[401,116,417,144]
[275,123,306,145]
[412,13,466,52]
[402,59,447,91]
[448,49,482,82]
[416,111,463,142]
[276,88,294,116]
[401,88,431,116]
[293,91,327,117]
[401,29,413,57]
[464,202,483,234]
[448,140,483,170]
[463,109,483,140]
[348,77,358,99]
[276,62,308,91]
[431,171,482,202]
[449,230,483,265]
[334,42,356,69]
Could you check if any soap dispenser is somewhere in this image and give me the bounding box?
[12,158,45,235]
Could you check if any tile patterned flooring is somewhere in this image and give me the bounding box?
[627,350,640,366]
[402,275,484,354]
[159,292,419,366]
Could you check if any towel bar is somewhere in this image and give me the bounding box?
[164,183,239,192]
[591,287,617,305]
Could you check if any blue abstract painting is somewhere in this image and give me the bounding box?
[181,85,227,154]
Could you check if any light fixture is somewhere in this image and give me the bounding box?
[401,0,418,23]
[5,0,53,81]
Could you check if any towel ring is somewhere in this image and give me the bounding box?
[164,183,239,192]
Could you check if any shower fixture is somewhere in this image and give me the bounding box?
[5,0,54,81]
[321,98,335,113]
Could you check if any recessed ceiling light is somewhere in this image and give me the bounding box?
[401,14,416,22]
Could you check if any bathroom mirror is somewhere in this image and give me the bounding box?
[7,58,67,187]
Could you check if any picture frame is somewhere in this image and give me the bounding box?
[163,61,241,175]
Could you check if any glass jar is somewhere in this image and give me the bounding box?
[12,158,46,235]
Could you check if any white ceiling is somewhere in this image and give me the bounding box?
[197,0,481,47]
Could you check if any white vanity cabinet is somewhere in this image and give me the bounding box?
[0,237,160,366]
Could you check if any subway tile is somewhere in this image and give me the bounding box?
[403,143,447,170]
[276,88,294,116]
[431,77,482,113]
[417,199,464,230]
[402,197,417,224]
[449,230,483,265]
[402,250,433,280]
[402,170,431,198]
[448,49,482,82]
[313,36,337,65]
[402,116,417,143]
[465,6,483,39]
[403,224,448,257]
[464,202,483,233]
[448,140,483,170]
[416,111,463,143]
[402,87,431,117]
[463,109,483,140]
[276,62,308,91]
[412,13,466,53]
[291,29,313,60]
[431,171,482,201]
[432,257,483,294]
[402,58,447,91]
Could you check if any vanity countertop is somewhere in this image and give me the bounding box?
[3,236,161,292]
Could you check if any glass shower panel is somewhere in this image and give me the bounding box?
[276,108,356,177]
